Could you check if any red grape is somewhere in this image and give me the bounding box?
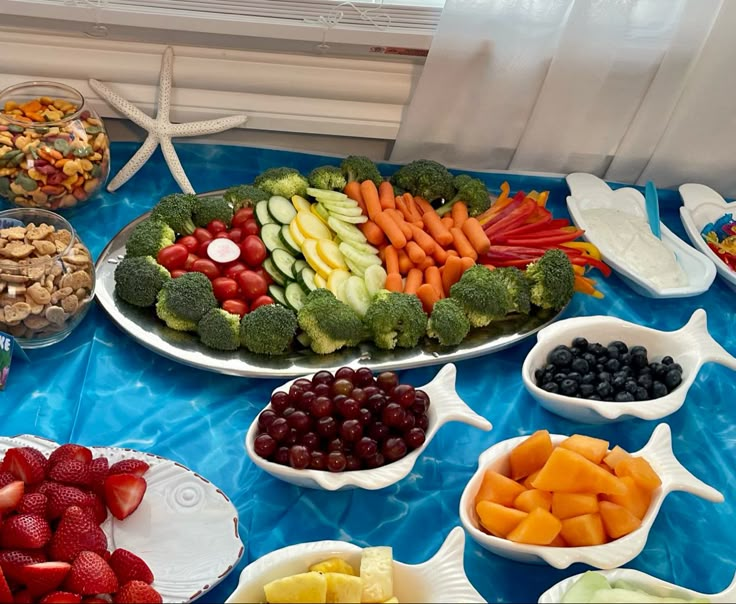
[382,403,406,428]
[377,371,399,392]
[299,432,320,451]
[310,396,333,418]
[312,371,334,386]
[398,413,416,432]
[327,451,347,472]
[310,450,327,470]
[289,445,310,469]
[354,367,374,387]
[363,385,381,398]
[336,397,360,420]
[345,455,362,471]
[270,391,289,414]
[274,447,290,465]
[357,408,372,426]
[363,453,385,469]
[313,383,330,397]
[283,429,299,446]
[258,409,277,431]
[416,414,429,431]
[351,388,367,405]
[331,379,354,397]
[254,434,277,458]
[286,410,312,433]
[339,419,363,442]
[366,394,387,414]
[298,390,316,412]
[390,384,416,408]
[327,438,345,453]
[316,416,338,439]
[405,428,426,449]
[355,437,378,459]
[382,437,407,462]
[368,422,390,442]
[335,367,355,382]
[267,417,289,441]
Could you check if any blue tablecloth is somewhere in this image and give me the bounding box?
[3,142,735,603]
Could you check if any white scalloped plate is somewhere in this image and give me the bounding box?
[224,526,486,603]
[0,435,244,603]
[244,363,492,491]
[459,423,724,569]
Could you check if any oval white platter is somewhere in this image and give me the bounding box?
[565,172,715,298]
[0,434,244,603]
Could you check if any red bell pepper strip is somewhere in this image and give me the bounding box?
[493,228,585,247]
[485,198,538,239]
[569,255,612,277]
[500,212,553,237]
[479,197,524,229]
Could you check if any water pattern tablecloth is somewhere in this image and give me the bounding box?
[2,142,735,603]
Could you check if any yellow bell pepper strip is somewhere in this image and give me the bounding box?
[536,190,549,207]
[561,241,601,260]
[478,181,512,225]
[574,274,605,298]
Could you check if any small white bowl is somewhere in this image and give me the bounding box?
[224,526,486,604]
[521,308,736,424]
[459,423,724,569]
[538,567,736,603]
[565,172,715,298]
[679,182,736,293]
[245,363,492,491]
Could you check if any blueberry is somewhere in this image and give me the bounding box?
[587,394,602,401]
[624,380,638,394]
[620,366,632,378]
[534,368,544,384]
[610,340,628,354]
[637,374,653,390]
[670,363,683,374]
[549,348,573,368]
[596,382,613,398]
[612,375,626,391]
[638,365,652,376]
[605,358,621,372]
[583,352,597,366]
[567,372,582,383]
[619,352,632,367]
[598,371,612,383]
[615,391,635,402]
[597,354,609,365]
[604,396,614,402]
[579,383,595,397]
[635,387,649,401]
[554,372,568,384]
[542,382,560,393]
[606,345,620,359]
[651,381,668,398]
[570,347,581,357]
[650,362,668,378]
[595,363,606,373]
[661,355,674,365]
[572,337,589,351]
[581,372,596,385]
[571,358,590,374]
[631,353,649,370]
[630,345,647,357]
[543,372,555,384]
[664,369,682,390]
[560,379,579,396]
[589,343,606,356]
[544,363,556,374]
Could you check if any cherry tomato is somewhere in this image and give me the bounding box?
[193,227,213,243]
[250,295,274,311]
[232,207,254,228]
[191,258,220,280]
[236,270,268,300]
[207,220,228,234]
[224,262,247,279]
[241,219,259,237]
[240,235,267,267]
[214,231,231,240]
[184,253,200,270]
[198,240,212,257]
[228,228,243,243]
[177,235,199,253]
[170,269,188,279]
[212,277,239,301]
[156,244,189,271]
[222,299,248,317]
[253,266,273,286]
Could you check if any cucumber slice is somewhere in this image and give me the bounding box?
[313,273,327,289]
[319,197,358,209]
[291,195,311,213]
[316,239,347,270]
[344,276,371,317]
[313,203,331,225]
[301,238,333,279]
[324,204,363,218]
[296,331,312,347]
[341,240,378,256]
[262,257,286,285]
[291,259,308,280]
[268,284,287,307]
[298,266,318,292]
[339,242,382,269]
[327,216,366,244]
[254,200,275,226]
[296,210,332,240]
[289,219,306,248]
[271,249,297,282]
[344,257,365,278]
[334,278,350,304]
[268,195,298,225]
[327,269,351,298]
[260,223,285,253]
[363,264,387,297]
[279,225,301,255]
[306,187,347,201]
[284,282,307,311]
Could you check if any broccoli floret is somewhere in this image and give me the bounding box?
[240,304,298,355]
[297,289,366,355]
[525,249,575,310]
[150,193,197,235]
[114,255,170,307]
[340,155,382,187]
[155,271,218,331]
[124,218,175,258]
[308,165,347,191]
[426,298,470,347]
[198,308,241,351]
[436,174,491,217]
[449,265,510,328]
[492,267,532,315]
[192,195,234,228]
[253,167,309,199]
[223,184,270,212]
[390,159,455,202]
[363,290,427,350]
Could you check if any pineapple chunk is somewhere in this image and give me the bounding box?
[264,571,327,603]
[359,547,394,603]
[325,572,363,603]
[309,557,357,576]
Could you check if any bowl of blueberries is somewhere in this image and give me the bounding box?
[521,309,736,424]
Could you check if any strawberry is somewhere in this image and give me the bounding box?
[0,481,24,514]
[88,458,109,491]
[48,445,93,467]
[13,589,33,604]
[32,481,64,496]
[109,549,154,585]
[47,486,94,520]
[17,562,71,597]
[39,591,82,604]
[81,599,110,604]
[2,448,48,485]
[85,493,108,526]
[103,475,146,521]
[0,549,47,582]
[48,461,91,488]
[112,581,162,604]
[0,514,52,549]
[48,506,108,563]
[0,471,17,488]
[0,567,12,604]
[64,551,118,596]
[107,460,149,478]
[17,493,48,517]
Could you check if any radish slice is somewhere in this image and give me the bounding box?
[207,238,241,264]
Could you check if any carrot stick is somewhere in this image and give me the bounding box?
[408,224,437,256]
[397,248,414,274]
[414,196,434,214]
[417,256,436,271]
[461,217,491,255]
[374,211,407,249]
[432,245,449,265]
[403,193,423,222]
[386,209,413,241]
[424,265,444,299]
[395,196,414,222]
[385,272,403,292]
[460,256,475,271]
[403,268,424,295]
[422,210,453,247]
[360,180,383,221]
[451,202,468,228]
[446,249,459,258]
[379,181,396,210]
[450,227,478,261]
[344,181,367,214]
[360,220,385,246]
[385,245,400,275]
[441,255,465,296]
[416,283,440,314]
[441,216,454,230]
[405,241,426,265]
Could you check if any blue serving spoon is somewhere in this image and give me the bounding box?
[645,180,661,239]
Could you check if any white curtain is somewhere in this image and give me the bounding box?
[391,0,736,196]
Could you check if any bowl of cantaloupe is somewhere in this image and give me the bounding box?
[459,423,724,569]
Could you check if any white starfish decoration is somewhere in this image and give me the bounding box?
[88,46,247,194]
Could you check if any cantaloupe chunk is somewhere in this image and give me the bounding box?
[474,469,526,507]
[559,513,607,546]
[513,489,552,513]
[603,445,631,471]
[531,447,626,496]
[600,476,652,520]
[550,492,599,520]
[506,508,562,545]
[559,435,609,465]
[548,534,568,547]
[509,430,554,480]
[599,501,642,539]
[476,500,528,538]
[522,470,540,489]
[614,456,661,492]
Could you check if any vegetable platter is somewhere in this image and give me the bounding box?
[95,157,610,378]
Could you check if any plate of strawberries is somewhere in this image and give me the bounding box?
[0,435,244,603]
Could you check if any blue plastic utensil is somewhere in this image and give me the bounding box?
[645,181,661,239]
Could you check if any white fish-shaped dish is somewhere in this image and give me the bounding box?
[520,308,736,424]
[538,567,736,603]
[565,172,715,298]
[244,363,492,491]
[224,526,486,603]
[679,182,736,293]
[458,423,724,569]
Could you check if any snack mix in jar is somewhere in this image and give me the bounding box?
[0,81,110,210]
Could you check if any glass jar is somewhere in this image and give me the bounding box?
[0,207,96,348]
[0,81,111,211]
